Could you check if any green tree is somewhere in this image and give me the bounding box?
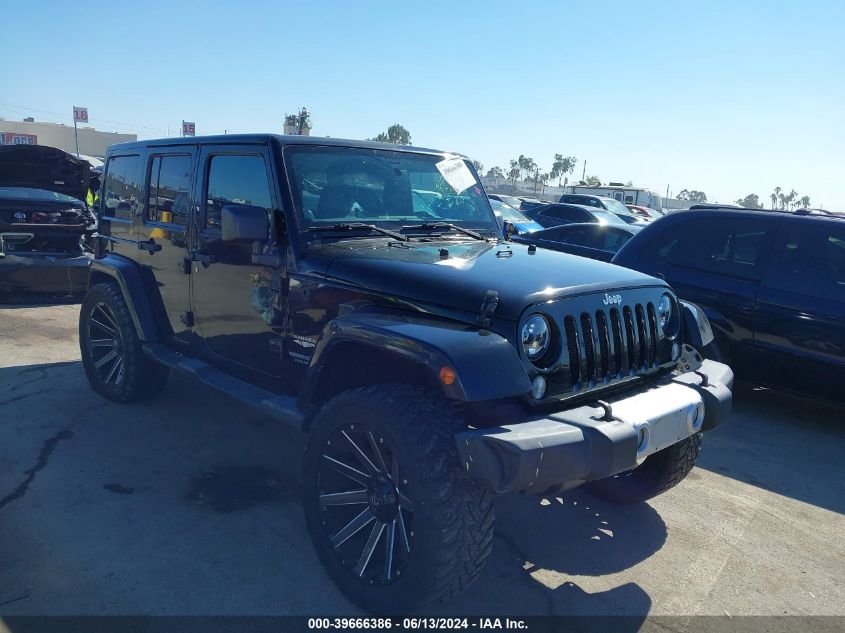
[550,154,577,187]
[772,187,782,210]
[486,166,505,181]
[518,155,537,180]
[735,194,764,209]
[677,189,708,203]
[370,124,411,144]
[584,175,601,186]
[471,160,484,175]
[798,195,811,209]
[508,159,520,186]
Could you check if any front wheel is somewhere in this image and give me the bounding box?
[583,433,703,504]
[303,384,495,614]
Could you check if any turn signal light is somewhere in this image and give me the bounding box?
[439,366,457,385]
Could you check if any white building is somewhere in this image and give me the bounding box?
[0,117,136,157]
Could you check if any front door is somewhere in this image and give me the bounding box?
[190,145,286,379]
[138,149,196,343]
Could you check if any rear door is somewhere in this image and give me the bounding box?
[754,219,845,399]
[137,149,196,343]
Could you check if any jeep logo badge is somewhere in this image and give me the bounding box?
[602,293,622,306]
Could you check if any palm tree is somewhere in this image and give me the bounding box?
[798,195,811,209]
[772,187,781,210]
[786,189,798,211]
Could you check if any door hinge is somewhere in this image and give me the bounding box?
[180,311,194,327]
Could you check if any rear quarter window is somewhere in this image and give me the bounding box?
[103,155,142,220]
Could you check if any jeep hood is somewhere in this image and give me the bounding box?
[0,145,90,201]
[309,239,665,321]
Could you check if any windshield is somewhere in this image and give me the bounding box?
[601,197,633,215]
[0,187,82,204]
[494,195,522,209]
[489,199,531,223]
[592,209,628,226]
[286,146,499,236]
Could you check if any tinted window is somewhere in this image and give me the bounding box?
[556,225,602,248]
[641,216,772,280]
[562,195,601,208]
[103,155,141,220]
[147,154,192,225]
[205,155,272,229]
[602,228,634,252]
[544,206,589,222]
[764,222,845,295]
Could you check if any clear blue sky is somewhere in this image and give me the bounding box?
[2,0,843,208]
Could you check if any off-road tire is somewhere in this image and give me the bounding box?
[303,384,495,614]
[583,433,703,504]
[79,282,168,402]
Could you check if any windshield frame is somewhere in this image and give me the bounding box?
[282,144,500,240]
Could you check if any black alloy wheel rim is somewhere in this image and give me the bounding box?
[87,302,125,387]
[317,423,414,584]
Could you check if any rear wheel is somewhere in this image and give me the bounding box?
[303,384,494,614]
[79,282,168,402]
[583,433,703,504]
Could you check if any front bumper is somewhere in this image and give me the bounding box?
[455,356,733,494]
[0,252,92,294]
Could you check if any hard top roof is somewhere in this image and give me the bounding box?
[105,134,462,158]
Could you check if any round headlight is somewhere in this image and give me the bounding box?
[522,314,550,361]
[657,293,680,337]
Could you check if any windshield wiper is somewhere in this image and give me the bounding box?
[401,222,486,240]
[308,223,408,241]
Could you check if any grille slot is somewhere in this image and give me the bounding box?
[580,313,596,383]
[562,300,662,389]
[563,316,580,382]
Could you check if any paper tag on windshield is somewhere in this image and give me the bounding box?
[436,158,477,194]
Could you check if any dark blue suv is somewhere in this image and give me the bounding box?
[613,207,845,401]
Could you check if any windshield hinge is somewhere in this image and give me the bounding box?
[477,290,499,328]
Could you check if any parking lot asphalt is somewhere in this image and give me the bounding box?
[1,302,844,618]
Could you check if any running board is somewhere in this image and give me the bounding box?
[142,342,304,430]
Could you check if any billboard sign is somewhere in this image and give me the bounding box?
[0,132,38,145]
[73,106,89,123]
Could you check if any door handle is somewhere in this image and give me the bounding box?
[192,251,217,265]
[141,238,162,254]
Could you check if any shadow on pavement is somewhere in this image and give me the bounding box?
[425,490,661,618]
[697,381,845,515]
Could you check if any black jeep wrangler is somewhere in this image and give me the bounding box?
[81,135,732,613]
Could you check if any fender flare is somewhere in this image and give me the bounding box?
[299,312,532,407]
[680,300,715,349]
[88,255,164,341]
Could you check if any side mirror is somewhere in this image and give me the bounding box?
[221,204,268,242]
[502,220,518,240]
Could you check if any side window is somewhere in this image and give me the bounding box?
[561,226,601,248]
[641,217,772,280]
[603,228,630,252]
[147,154,192,225]
[205,155,272,229]
[764,223,845,296]
[103,155,141,219]
[547,207,585,223]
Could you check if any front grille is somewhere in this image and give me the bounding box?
[562,301,660,388]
